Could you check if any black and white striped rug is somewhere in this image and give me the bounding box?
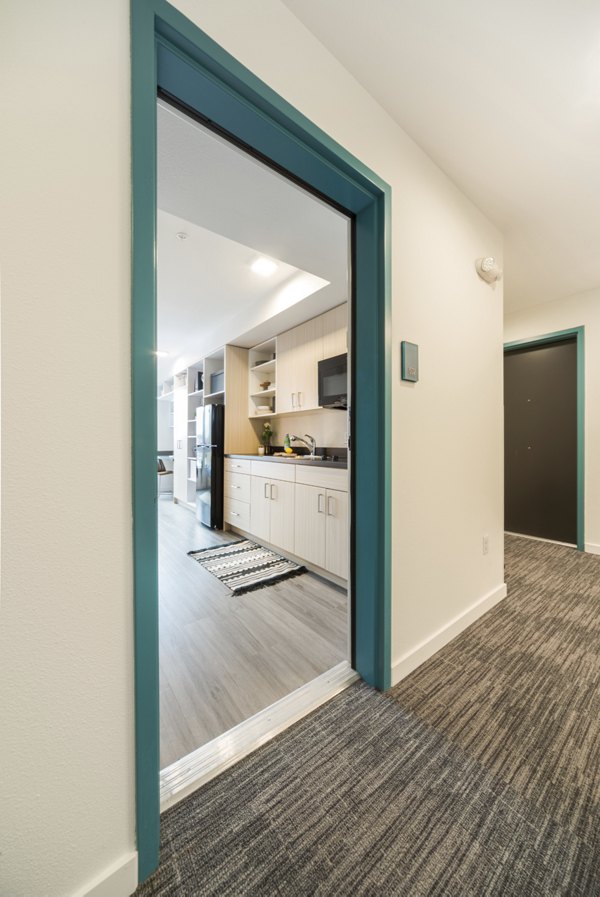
[188,539,306,595]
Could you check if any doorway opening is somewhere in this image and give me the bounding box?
[504,328,584,550]
[156,98,354,786]
[131,1,391,880]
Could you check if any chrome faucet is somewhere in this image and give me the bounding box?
[290,434,317,457]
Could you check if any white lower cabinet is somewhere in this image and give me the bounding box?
[250,475,295,554]
[294,484,326,569]
[294,483,348,579]
[250,476,270,541]
[226,458,349,582]
[224,463,252,529]
[324,489,349,579]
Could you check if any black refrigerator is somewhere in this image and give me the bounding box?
[195,403,224,529]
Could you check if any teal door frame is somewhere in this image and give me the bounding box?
[504,326,585,551]
[132,0,391,880]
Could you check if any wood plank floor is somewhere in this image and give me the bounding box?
[158,495,348,768]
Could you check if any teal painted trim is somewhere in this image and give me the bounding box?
[504,326,583,351]
[151,1,389,197]
[383,201,393,689]
[132,0,392,878]
[577,329,585,550]
[131,0,161,882]
[504,327,585,551]
[351,193,392,689]
[156,37,375,213]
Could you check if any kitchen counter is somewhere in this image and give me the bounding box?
[226,453,347,470]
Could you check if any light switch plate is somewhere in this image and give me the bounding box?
[401,341,419,382]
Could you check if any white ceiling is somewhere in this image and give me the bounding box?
[157,210,329,373]
[282,0,600,313]
[157,101,349,379]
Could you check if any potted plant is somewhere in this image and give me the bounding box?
[261,421,273,455]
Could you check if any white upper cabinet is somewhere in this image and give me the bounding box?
[276,303,347,414]
[275,327,296,414]
[277,320,322,413]
[321,304,348,360]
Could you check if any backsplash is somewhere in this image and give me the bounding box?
[268,410,348,450]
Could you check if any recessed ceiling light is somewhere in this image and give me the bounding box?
[155,350,170,357]
[251,257,278,277]
[176,232,188,241]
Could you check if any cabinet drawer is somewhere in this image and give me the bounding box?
[294,465,348,492]
[224,497,251,530]
[224,471,251,502]
[225,457,252,475]
[250,460,296,482]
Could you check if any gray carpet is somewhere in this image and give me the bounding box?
[137,536,600,896]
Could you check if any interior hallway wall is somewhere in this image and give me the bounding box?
[0,3,136,897]
[504,288,600,553]
[0,2,504,895]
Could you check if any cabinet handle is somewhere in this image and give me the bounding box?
[291,392,296,408]
[327,495,335,516]
[264,482,269,499]
[270,483,277,501]
[231,484,241,489]
[317,493,325,514]
[298,391,303,407]
[231,511,240,517]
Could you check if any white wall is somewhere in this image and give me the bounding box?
[0,3,136,896]
[504,288,600,554]
[0,1,504,895]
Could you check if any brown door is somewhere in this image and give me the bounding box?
[504,338,577,544]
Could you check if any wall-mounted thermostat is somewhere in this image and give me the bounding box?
[401,341,419,382]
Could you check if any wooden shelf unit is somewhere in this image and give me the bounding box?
[248,338,277,417]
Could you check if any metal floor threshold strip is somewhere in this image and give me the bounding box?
[160,660,359,810]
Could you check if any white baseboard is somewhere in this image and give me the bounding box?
[391,583,507,686]
[585,542,600,555]
[505,530,576,548]
[72,852,137,897]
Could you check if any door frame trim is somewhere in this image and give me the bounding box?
[131,0,392,882]
[504,326,585,551]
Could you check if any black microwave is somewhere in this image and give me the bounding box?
[318,353,348,409]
